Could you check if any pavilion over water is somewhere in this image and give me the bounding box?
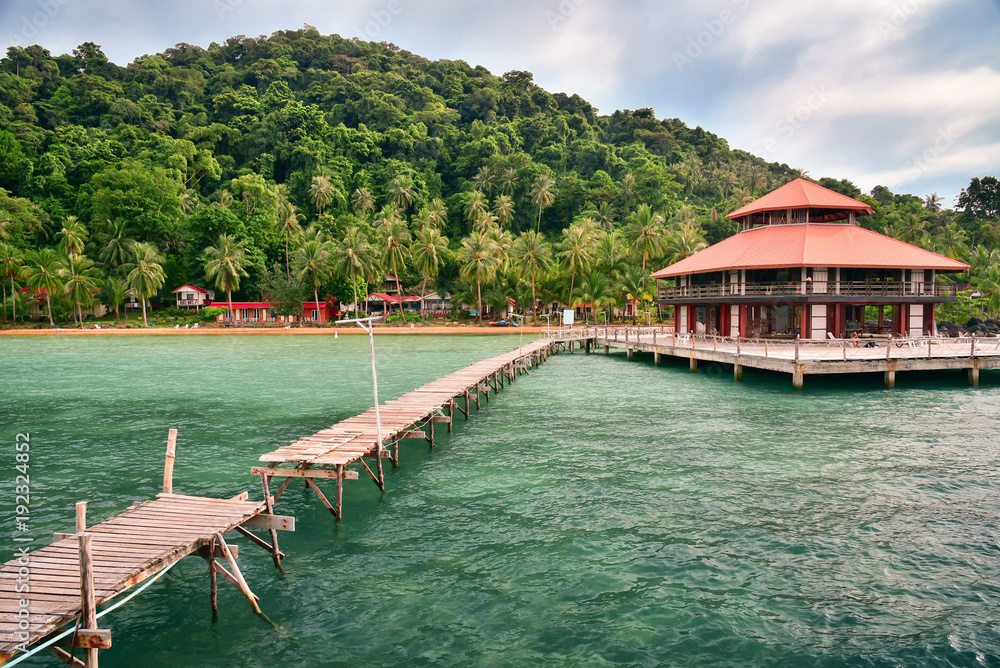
[652,179,970,340]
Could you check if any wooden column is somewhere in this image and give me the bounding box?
[884,370,896,389]
[654,351,661,366]
[969,364,980,386]
[792,367,804,391]
[689,354,697,373]
[209,536,218,614]
[259,474,282,567]
[78,534,99,668]
[603,345,609,355]
[627,348,633,361]
[76,501,87,533]
[163,428,177,494]
[335,464,344,520]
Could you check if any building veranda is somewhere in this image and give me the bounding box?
[652,179,970,341]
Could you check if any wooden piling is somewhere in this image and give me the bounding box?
[259,474,282,567]
[209,536,218,613]
[78,534,99,668]
[163,428,177,495]
[75,501,87,534]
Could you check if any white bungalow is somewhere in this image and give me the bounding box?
[171,284,215,310]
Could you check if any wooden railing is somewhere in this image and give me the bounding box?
[658,281,957,301]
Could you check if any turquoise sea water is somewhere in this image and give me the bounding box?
[2,334,1000,667]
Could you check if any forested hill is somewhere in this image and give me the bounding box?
[0,26,995,315]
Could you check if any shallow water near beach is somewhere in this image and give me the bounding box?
[2,334,1000,667]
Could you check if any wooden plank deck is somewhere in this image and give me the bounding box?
[0,492,278,661]
[584,325,1000,389]
[255,339,557,517]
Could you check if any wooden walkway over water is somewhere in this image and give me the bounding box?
[580,326,1000,389]
[1,431,293,666]
[255,339,558,519]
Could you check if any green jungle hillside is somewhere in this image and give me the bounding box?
[0,26,997,325]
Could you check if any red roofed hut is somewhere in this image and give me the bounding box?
[651,179,969,340]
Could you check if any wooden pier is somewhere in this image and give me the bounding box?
[1,430,293,666]
[583,326,1000,389]
[255,339,558,519]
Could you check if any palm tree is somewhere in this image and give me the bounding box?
[464,190,489,227]
[594,201,615,230]
[595,230,628,276]
[499,168,519,195]
[292,238,333,324]
[97,219,134,275]
[663,224,708,265]
[458,230,497,325]
[331,226,375,317]
[473,166,496,196]
[310,175,335,215]
[558,224,595,313]
[626,204,667,285]
[126,243,166,327]
[512,231,552,324]
[932,223,968,261]
[63,253,102,326]
[203,235,249,323]
[105,276,128,321]
[23,248,65,327]
[578,271,614,324]
[388,174,416,213]
[426,199,448,230]
[924,193,944,212]
[618,265,652,324]
[410,227,449,321]
[0,243,22,323]
[57,217,88,256]
[493,194,515,228]
[376,216,412,322]
[619,172,636,209]
[530,175,556,233]
[351,187,375,219]
[278,204,305,278]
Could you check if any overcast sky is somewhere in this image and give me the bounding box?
[2,0,998,205]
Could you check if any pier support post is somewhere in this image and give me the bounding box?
[969,364,980,386]
[335,465,344,520]
[163,428,177,495]
[209,536,218,614]
[734,362,743,381]
[792,367,804,391]
[627,348,633,361]
[884,370,896,389]
[604,345,609,356]
[448,401,454,433]
[654,351,661,366]
[689,355,697,373]
[259,474,282,567]
[464,391,470,419]
[78,533,99,668]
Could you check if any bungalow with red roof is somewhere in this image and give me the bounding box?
[651,179,969,340]
[171,284,215,311]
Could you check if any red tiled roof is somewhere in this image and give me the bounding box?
[214,302,271,309]
[650,224,969,278]
[727,179,873,220]
[171,284,209,294]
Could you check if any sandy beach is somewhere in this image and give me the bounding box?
[0,324,553,337]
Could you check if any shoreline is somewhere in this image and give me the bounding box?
[0,325,555,337]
